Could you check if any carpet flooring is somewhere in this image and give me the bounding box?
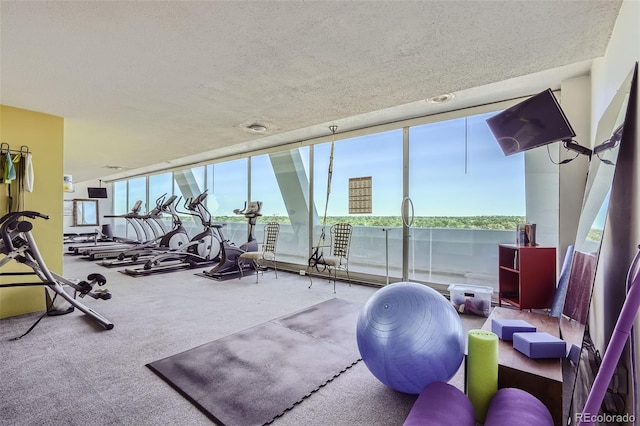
[1,254,487,425]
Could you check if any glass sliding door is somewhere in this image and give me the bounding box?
[408,112,525,289]
[313,130,403,279]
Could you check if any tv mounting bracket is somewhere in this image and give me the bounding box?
[562,139,593,161]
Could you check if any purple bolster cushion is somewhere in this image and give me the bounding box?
[484,387,553,426]
[403,381,475,426]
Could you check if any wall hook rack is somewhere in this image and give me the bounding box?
[0,142,31,156]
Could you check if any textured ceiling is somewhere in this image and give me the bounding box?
[0,1,622,182]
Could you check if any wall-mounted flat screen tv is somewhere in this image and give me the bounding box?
[486,88,576,156]
[87,187,108,198]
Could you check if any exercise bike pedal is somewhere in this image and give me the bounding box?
[75,280,94,296]
[94,292,112,300]
[88,288,112,300]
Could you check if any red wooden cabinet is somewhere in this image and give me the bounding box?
[498,244,556,310]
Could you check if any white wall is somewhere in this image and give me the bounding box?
[525,146,559,249]
[63,179,112,234]
[559,77,592,270]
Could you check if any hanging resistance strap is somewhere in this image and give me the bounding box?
[308,125,338,270]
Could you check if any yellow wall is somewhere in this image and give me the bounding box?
[0,105,64,318]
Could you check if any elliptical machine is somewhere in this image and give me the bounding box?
[111,194,190,263]
[122,191,221,276]
[202,201,262,280]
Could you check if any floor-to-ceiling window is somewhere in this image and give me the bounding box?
[113,181,128,216]
[408,112,525,288]
[251,147,311,263]
[148,173,174,207]
[313,130,403,278]
[109,101,534,289]
[206,159,248,243]
[174,167,204,200]
[174,167,205,236]
[148,172,175,236]
[112,176,147,241]
[111,181,129,239]
[127,177,147,212]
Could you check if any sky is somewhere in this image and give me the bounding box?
[305,111,526,217]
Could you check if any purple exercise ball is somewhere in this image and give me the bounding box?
[356,282,465,394]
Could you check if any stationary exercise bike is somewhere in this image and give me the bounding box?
[202,201,262,280]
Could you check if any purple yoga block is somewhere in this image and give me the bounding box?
[513,332,566,359]
[491,318,537,340]
[403,381,474,426]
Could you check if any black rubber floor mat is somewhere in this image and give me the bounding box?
[147,298,362,425]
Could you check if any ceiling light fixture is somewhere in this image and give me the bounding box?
[104,165,124,170]
[426,93,455,104]
[247,123,268,133]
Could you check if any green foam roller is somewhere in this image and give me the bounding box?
[466,329,499,422]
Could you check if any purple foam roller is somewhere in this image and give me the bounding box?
[403,381,474,426]
[484,388,553,426]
